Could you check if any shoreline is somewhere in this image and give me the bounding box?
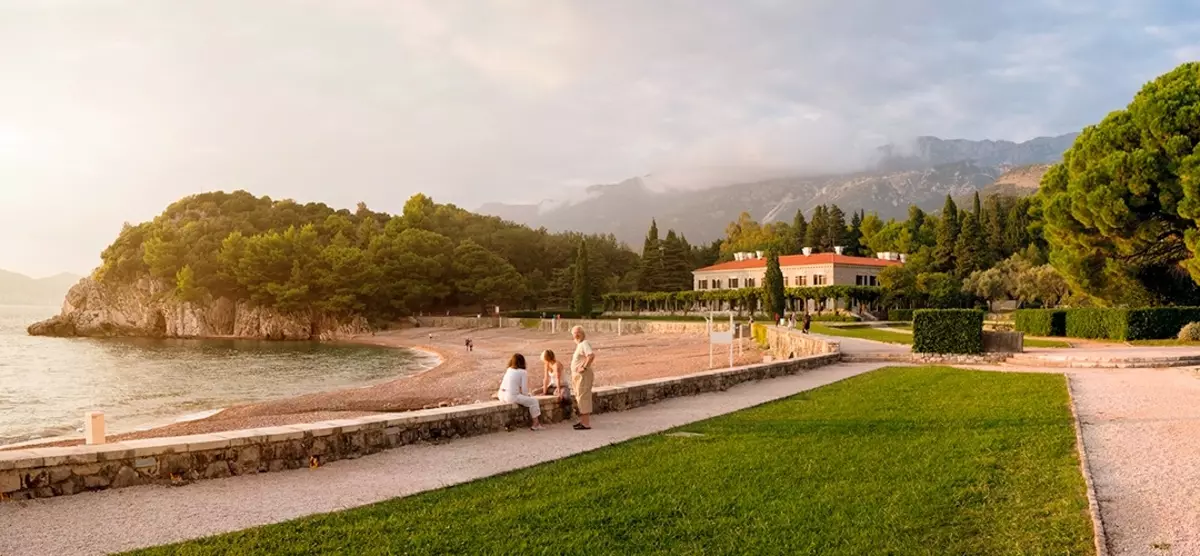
[2,326,762,451]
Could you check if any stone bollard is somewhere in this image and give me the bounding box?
[85,411,106,445]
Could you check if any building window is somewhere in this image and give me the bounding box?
[746,278,756,288]
[796,275,807,286]
[729,278,739,289]
[869,275,877,286]
[698,279,708,290]
[856,275,863,286]
[713,279,722,289]
[813,274,826,286]
[783,276,789,286]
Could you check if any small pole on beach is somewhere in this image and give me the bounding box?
[85,411,105,445]
[729,313,734,368]
[708,312,714,369]
[618,318,622,336]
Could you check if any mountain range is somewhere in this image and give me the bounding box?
[479,133,1076,248]
[0,270,82,306]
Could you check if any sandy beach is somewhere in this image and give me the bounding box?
[4,326,761,449]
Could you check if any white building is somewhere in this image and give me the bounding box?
[692,250,904,291]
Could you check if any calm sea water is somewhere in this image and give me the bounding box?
[0,305,436,445]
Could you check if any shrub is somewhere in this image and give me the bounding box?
[913,309,984,354]
[751,323,769,348]
[1013,309,1066,336]
[1178,322,1200,341]
[502,310,602,319]
[888,309,914,322]
[1125,308,1200,340]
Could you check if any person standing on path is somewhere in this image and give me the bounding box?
[570,325,596,430]
[802,312,812,334]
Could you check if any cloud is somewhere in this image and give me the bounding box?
[0,0,1198,275]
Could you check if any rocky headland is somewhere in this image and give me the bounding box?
[27,276,370,340]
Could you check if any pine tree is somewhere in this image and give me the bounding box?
[826,204,847,251]
[933,195,959,272]
[907,206,926,241]
[954,213,986,278]
[573,240,592,315]
[638,220,663,291]
[805,205,828,252]
[791,209,808,254]
[763,249,786,319]
[1005,199,1030,255]
[846,210,863,256]
[972,191,982,219]
[984,195,1008,263]
[660,230,692,291]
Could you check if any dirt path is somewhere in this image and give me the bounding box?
[0,362,885,556]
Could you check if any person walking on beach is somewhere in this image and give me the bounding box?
[541,349,573,418]
[497,353,543,431]
[570,326,595,430]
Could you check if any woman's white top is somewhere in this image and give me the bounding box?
[498,367,529,400]
[549,361,571,388]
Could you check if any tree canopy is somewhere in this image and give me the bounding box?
[1039,62,1200,306]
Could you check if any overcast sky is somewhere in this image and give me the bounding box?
[1,0,1198,277]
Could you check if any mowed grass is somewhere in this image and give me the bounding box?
[130,367,1094,556]
[812,323,1071,348]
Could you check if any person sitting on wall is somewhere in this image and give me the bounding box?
[497,353,543,431]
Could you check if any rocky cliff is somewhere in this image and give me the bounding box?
[27,277,371,341]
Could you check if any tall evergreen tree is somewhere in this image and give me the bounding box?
[660,230,692,291]
[906,206,926,240]
[954,213,986,278]
[573,240,592,315]
[846,210,863,256]
[805,205,828,251]
[826,204,847,251]
[933,195,959,272]
[972,191,982,219]
[763,249,786,319]
[791,209,808,254]
[983,195,1008,263]
[638,219,663,291]
[1005,198,1030,255]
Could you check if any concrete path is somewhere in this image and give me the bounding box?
[0,362,887,556]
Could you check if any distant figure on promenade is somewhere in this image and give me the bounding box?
[570,326,596,430]
[541,349,573,418]
[465,338,473,352]
[497,353,543,431]
[802,312,812,334]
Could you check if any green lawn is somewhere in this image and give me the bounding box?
[810,323,915,344]
[811,323,1070,348]
[130,367,1094,556]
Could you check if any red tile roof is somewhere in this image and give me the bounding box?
[694,253,902,272]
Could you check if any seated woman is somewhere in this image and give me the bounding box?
[497,353,543,431]
[541,349,573,417]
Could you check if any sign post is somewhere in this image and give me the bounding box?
[709,313,734,369]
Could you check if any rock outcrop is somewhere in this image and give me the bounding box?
[27,277,371,341]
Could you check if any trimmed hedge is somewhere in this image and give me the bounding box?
[888,309,914,322]
[1014,307,1200,340]
[913,309,984,354]
[502,310,603,319]
[1014,309,1067,337]
[811,314,860,322]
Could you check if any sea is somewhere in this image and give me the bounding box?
[0,305,437,446]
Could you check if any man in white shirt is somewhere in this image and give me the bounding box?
[570,325,596,430]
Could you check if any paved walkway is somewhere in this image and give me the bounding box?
[808,333,910,355]
[0,362,887,556]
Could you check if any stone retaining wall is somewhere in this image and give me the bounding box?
[840,352,1012,365]
[983,330,1024,353]
[0,352,840,501]
[763,325,840,359]
[414,316,740,336]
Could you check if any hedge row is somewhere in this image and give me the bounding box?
[1013,307,1200,340]
[913,309,984,354]
[887,309,914,322]
[502,310,603,319]
[1013,309,1066,336]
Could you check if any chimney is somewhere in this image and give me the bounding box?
[802,247,812,256]
[734,252,743,261]
[876,252,885,259]
[899,253,907,263]
[834,246,844,255]
[755,250,764,259]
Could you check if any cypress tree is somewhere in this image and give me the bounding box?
[805,205,828,251]
[638,220,663,291]
[660,229,692,291]
[846,210,863,256]
[573,240,592,315]
[954,213,985,278]
[906,206,926,241]
[792,209,808,254]
[933,195,959,272]
[826,204,847,251]
[972,191,982,219]
[763,249,786,319]
[984,195,1008,263]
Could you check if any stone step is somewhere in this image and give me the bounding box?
[1004,354,1200,369]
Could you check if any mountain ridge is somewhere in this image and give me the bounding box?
[479,133,1077,248]
[0,269,83,305]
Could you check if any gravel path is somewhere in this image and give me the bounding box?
[1068,367,1200,555]
[807,333,910,354]
[0,362,886,556]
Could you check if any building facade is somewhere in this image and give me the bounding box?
[692,251,903,291]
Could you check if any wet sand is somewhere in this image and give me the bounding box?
[6,326,761,449]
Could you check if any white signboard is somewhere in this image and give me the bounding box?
[710,330,734,344]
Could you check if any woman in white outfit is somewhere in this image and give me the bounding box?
[497,353,543,431]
